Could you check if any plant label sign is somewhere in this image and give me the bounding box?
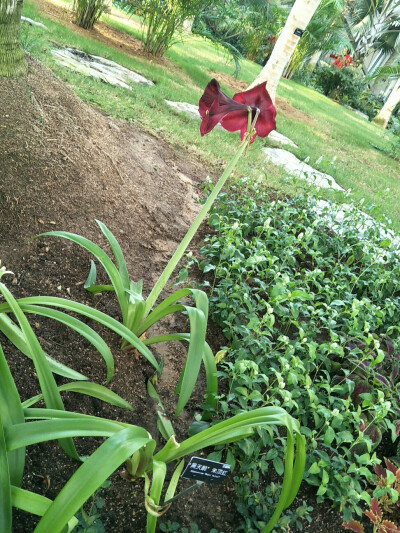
[182,457,231,485]
[294,28,304,37]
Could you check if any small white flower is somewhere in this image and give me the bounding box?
[279,381,286,389]
[332,409,339,417]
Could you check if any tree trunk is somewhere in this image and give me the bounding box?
[0,0,27,76]
[307,49,322,72]
[372,78,400,129]
[247,0,322,102]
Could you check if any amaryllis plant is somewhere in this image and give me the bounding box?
[199,78,276,143]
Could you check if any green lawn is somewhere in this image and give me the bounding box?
[22,0,400,230]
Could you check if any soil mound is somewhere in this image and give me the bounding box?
[1,54,203,288]
[0,56,237,531]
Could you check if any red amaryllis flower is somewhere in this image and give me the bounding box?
[199,78,276,143]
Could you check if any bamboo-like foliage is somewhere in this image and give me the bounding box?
[117,0,215,56]
[0,0,27,76]
[72,0,107,30]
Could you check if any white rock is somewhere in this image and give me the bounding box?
[263,147,344,191]
[165,100,297,145]
[165,100,200,120]
[51,48,154,89]
[344,105,369,120]
[268,130,298,148]
[312,199,400,256]
[21,16,47,29]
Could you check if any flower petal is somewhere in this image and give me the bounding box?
[199,79,220,119]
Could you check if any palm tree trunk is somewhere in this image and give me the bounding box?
[307,49,322,72]
[372,78,400,129]
[247,0,322,101]
[0,0,27,76]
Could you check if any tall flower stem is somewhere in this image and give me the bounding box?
[144,120,252,316]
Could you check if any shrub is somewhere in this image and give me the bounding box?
[72,0,108,30]
[310,66,383,119]
[194,179,400,530]
[114,0,216,56]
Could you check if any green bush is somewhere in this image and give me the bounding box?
[310,66,383,119]
[114,0,216,56]
[195,179,400,531]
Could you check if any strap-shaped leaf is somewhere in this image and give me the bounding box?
[36,231,129,321]
[6,416,149,451]
[138,288,191,335]
[145,335,217,413]
[145,460,167,533]
[11,487,78,531]
[96,220,130,289]
[175,304,207,415]
[0,284,78,460]
[154,407,305,533]
[18,304,114,383]
[0,343,25,486]
[0,314,87,381]
[34,428,153,533]
[0,297,160,372]
[0,421,12,533]
[22,382,133,411]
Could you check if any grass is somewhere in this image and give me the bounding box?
[21,0,400,230]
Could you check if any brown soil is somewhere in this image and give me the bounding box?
[1,54,238,532]
[275,97,316,126]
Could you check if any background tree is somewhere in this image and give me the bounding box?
[373,76,400,126]
[346,0,400,73]
[283,0,349,79]
[116,0,218,57]
[193,0,288,66]
[0,0,27,76]
[368,63,400,126]
[72,0,108,30]
[248,0,323,101]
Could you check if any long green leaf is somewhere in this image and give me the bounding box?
[175,306,207,415]
[137,288,191,335]
[96,220,130,289]
[6,419,146,451]
[0,343,25,485]
[262,431,294,533]
[201,342,218,412]
[154,407,299,463]
[34,428,152,533]
[22,382,133,410]
[11,487,78,531]
[0,420,12,533]
[0,284,78,460]
[144,335,217,413]
[0,313,87,380]
[146,460,167,533]
[0,297,160,372]
[36,231,129,321]
[23,408,131,426]
[18,304,114,383]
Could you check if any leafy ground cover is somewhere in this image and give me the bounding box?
[193,179,400,530]
[21,0,400,229]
